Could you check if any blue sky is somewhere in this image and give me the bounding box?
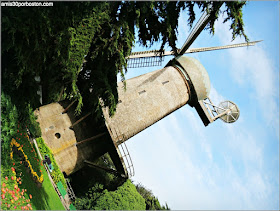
[118,1,279,210]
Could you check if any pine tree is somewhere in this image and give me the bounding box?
[1,1,248,119]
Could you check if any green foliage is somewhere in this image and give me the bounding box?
[26,105,41,138]
[1,93,18,166]
[224,1,249,41]
[1,91,41,145]
[2,1,249,119]
[74,180,145,210]
[36,137,67,189]
[135,182,170,210]
[69,153,125,198]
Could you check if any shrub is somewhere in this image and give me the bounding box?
[74,180,146,210]
[1,93,19,167]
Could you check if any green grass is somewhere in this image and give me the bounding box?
[15,155,65,210]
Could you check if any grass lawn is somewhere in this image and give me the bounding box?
[16,157,65,210]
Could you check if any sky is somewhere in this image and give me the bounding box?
[117,1,279,210]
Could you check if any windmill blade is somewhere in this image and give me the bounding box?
[127,55,164,68]
[127,2,223,68]
[183,40,263,54]
[178,2,224,55]
[128,40,262,58]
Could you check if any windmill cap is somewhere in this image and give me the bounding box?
[175,56,211,102]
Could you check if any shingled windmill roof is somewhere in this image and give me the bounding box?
[175,56,211,102]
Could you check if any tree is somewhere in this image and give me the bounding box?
[74,180,146,210]
[135,182,170,210]
[1,1,248,120]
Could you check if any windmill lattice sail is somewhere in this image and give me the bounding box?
[127,40,262,68]
[127,56,163,68]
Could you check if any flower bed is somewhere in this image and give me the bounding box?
[1,167,33,210]
[10,138,43,184]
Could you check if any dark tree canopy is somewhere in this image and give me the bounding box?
[1,1,248,120]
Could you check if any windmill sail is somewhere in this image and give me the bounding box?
[127,40,262,68]
[126,2,261,69]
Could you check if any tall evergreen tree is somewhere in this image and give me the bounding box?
[1,1,248,119]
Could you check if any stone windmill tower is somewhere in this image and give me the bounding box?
[35,10,261,178]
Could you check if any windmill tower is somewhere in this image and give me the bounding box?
[35,8,260,178]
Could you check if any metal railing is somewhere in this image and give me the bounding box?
[117,142,135,178]
[66,179,76,201]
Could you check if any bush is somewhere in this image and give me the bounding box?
[25,105,41,138]
[36,137,67,189]
[1,92,19,167]
[74,180,146,210]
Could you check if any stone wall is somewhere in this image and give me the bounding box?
[102,65,190,145]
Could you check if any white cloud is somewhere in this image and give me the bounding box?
[214,15,279,134]
[124,7,279,210]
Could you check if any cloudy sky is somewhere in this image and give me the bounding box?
[118,1,279,210]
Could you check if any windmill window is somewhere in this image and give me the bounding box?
[162,80,169,85]
[138,90,146,95]
[55,133,61,139]
[118,100,122,103]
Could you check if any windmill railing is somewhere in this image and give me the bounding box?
[117,142,135,178]
[66,179,76,201]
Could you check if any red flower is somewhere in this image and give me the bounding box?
[2,183,6,187]
[29,194,32,199]
[1,194,5,199]
[13,163,15,165]
[11,176,14,180]
[11,167,15,171]
[5,176,8,180]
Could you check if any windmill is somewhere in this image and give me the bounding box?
[100,8,260,177]
[123,8,261,127]
[34,7,261,179]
